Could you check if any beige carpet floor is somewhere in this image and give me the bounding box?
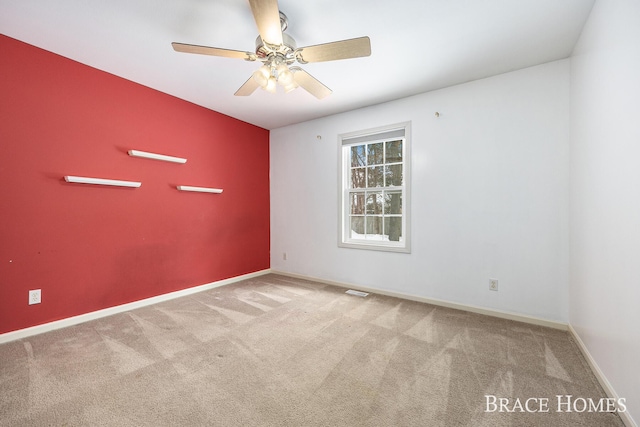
[0,274,625,426]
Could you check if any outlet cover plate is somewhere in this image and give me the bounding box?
[29,289,41,305]
[489,279,499,291]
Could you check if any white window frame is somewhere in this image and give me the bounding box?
[338,122,411,253]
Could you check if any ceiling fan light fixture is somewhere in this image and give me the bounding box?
[277,65,294,86]
[252,65,271,87]
[265,76,277,93]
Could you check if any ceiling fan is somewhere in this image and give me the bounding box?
[171,0,371,99]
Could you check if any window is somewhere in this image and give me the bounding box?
[338,122,410,252]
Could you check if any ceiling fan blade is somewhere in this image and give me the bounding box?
[234,75,261,96]
[172,42,255,61]
[248,0,283,46]
[296,36,371,63]
[291,67,332,99]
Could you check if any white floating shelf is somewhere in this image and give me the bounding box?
[128,149,187,164]
[176,185,223,194]
[64,176,141,188]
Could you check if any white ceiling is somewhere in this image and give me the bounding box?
[0,0,594,130]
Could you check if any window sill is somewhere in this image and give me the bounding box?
[338,240,411,253]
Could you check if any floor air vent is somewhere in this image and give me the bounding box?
[345,289,369,297]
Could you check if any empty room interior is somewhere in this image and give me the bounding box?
[1,0,638,426]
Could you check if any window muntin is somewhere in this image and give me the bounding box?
[339,123,410,252]
[347,139,403,241]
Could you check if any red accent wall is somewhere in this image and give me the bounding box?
[0,35,270,335]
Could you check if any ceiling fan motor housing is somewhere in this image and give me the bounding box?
[255,32,297,62]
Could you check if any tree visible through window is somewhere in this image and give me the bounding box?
[339,123,410,252]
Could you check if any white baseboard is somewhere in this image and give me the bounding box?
[271,270,568,330]
[0,269,271,345]
[568,325,637,427]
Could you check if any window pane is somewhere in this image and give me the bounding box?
[367,166,384,187]
[385,140,402,163]
[350,192,365,215]
[384,217,403,242]
[366,192,383,215]
[384,191,402,214]
[350,168,366,188]
[384,164,403,186]
[366,216,383,237]
[350,216,365,238]
[351,145,366,167]
[367,143,383,165]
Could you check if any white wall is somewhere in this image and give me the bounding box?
[570,0,640,423]
[271,59,570,322]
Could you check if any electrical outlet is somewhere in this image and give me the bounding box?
[29,289,41,305]
[283,252,287,261]
[489,279,499,291]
